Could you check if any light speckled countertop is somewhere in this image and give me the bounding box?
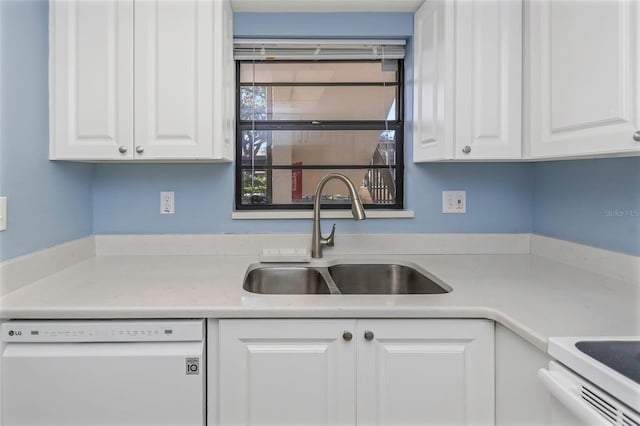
[1,254,638,351]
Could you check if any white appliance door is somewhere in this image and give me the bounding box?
[538,362,614,426]
[2,341,204,426]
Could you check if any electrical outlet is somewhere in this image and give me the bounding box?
[0,197,6,231]
[442,191,466,214]
[160,192,174,215]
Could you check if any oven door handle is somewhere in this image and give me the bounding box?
[538,367,610,426]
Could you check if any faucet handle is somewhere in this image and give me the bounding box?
[322,223,336,247]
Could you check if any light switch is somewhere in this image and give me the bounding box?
[160,192,174,215]
[0,197,6,231]
[442,191,466,214]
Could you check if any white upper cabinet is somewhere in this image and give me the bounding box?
[413,0,454,161]
[134,0,214,160]
[527,0,640,159]
[455,0,522,160]
[213,0,236,161]
[413,0,522,162]
[50,0,234,162]
[50,0,134,160]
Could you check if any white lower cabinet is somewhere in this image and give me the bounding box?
[218,319,357,425]
[356,319,494,425]
[495,324,551,426]
[217,319,494,426]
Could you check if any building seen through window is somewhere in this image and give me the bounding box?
[236,55,404,210]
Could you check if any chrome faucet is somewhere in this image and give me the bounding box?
[311,173,366,259]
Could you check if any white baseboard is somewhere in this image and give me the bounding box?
[530,235,640,285]
[0,236,95,295]
[94,233,531,256]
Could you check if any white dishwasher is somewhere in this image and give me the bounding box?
[1,320,205,426]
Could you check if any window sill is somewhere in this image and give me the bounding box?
[231,210,414,220]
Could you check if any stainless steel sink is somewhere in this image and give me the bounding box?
[243,263,451,295]
[243,266,331,294]
[328,263,450,294]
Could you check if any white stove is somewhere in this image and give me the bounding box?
[539,337,640,426]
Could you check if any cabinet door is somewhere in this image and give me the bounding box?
[218,319,357,425]
[50,0,133,160]
[455,0,522,159]
[134,0,215,160]
[212,0,235,161]
[357,319,494,426]
[413,0,455,162]
[529,0,640,158]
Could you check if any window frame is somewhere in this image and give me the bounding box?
[235,59,405,211]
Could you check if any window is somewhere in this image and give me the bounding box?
[235,40,404,211]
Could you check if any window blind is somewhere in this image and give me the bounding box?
[233,39,406,61]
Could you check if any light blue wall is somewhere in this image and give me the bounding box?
[0,0,94,262]
[533,157,640,256]
[92,12,534,236]
[233,12,414,38]
[93,162,533,234]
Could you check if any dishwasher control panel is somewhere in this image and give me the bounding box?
[2,320,203,342]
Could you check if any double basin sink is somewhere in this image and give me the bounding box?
[243,263,451,295]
